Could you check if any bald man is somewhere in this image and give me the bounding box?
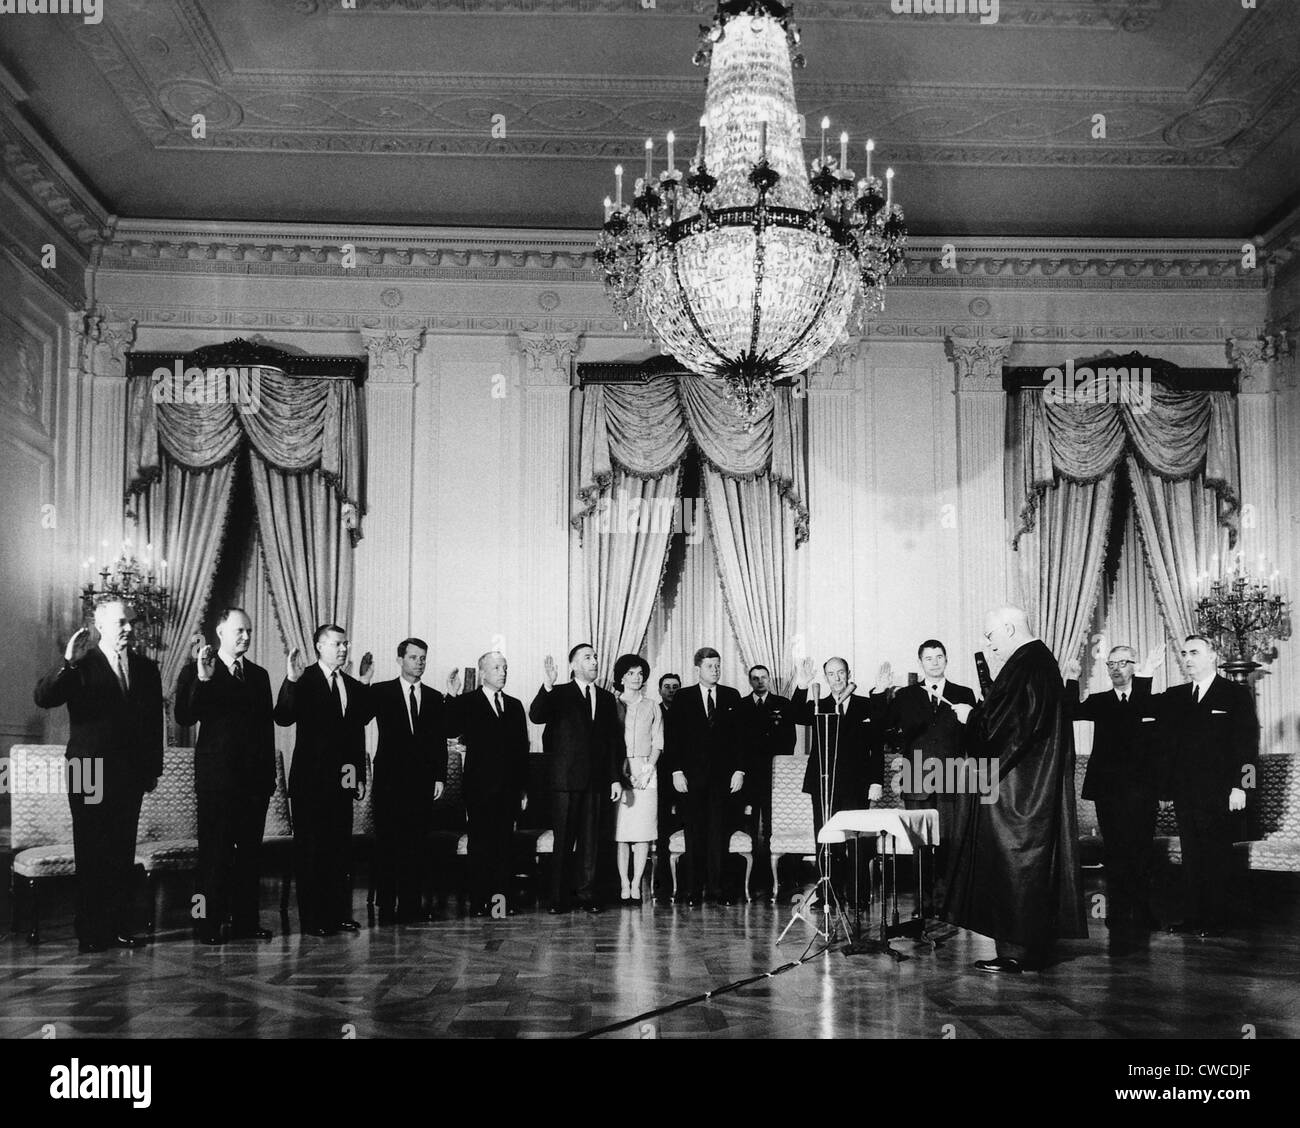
[943,607,1087,973]
[34,601,163,952]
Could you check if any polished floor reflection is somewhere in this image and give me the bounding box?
[2,872,1297,1039]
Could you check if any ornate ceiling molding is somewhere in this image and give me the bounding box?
[95,299,1265,352]
[62,0,1295,170]
[0,103,109,251]
[96,224,1265,292]
[285,0,1168,33]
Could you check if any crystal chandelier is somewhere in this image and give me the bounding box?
[595,0,907,420]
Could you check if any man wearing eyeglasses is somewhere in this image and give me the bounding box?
[1063,644,1164,951]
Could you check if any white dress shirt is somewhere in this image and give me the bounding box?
[319,660,347,712]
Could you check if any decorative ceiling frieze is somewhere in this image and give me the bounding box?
[59,0,1297,170]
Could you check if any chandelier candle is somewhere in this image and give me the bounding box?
[594,0,908,421]
[644,138,653,180]
[866,139,874,180]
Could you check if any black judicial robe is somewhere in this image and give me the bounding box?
[942,639,1087,948]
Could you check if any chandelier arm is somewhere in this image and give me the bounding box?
[670,240,733,370]
[749,206,767,361]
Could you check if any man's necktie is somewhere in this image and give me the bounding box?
[115,653,129,695]
[409,684,419,732]
[232,660,245,682]
[584,683,593,722]
[837,697,845,717]
[707,689,716,723]
[1192,685,1200,704]
[1120,692,1128,705]
[331,671,343,715]
[494,691,503,719]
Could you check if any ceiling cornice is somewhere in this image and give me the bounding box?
[96,221,1265,292]
[0,94,110,253]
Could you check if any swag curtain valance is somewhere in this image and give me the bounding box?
[1011,383,1239,547]
[124,367,365,524]
[121,352,366,695]
[574,375,808,545]
[1008,378,1240,670]
[573,373,807,688]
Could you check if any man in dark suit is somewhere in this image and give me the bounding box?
[1157,634,1259,939]
[34,599,163,953]
[664,647,745,905]
[877,640,978,877]
[653,672,682,903]
[274,624,374,936]
[1063,644,1162,946]
[371,637,448,924]
[174,608,276,944]
[529,644,624,913]
[735,664,795,897]
[791,656,889,840]
[445,651,529,916]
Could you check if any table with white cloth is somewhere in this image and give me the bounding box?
[819,808,941,955]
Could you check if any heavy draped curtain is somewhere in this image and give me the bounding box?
[125,368,365,692]
[574,375,808,687]
[1008,383,1239,668]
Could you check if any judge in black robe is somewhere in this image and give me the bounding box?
[943,607,1087,972]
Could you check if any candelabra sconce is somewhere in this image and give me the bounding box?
[79,548,172,657]
[1193,565,1291,683]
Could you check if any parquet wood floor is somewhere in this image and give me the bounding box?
[2,871,1297,1039]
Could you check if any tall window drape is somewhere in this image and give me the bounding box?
[574,375,808,688]
[125,368,365,695]
[1007,382,1239,670]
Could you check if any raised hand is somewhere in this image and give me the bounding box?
[358,651,374,684]
[729,770,744,795]
[797,656,815,688]
[874,662,893,693]
[189,631,205,661]
[64,626,92,665]
[446,668,462,696]
[197,644,217,681]
[1137,645,1166,678]
[543,654,557,689]
[286,647,305,683]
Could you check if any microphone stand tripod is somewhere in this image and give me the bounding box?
[777,700,853,950]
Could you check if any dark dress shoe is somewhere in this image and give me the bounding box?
[305,926,334,937]
[582,901,603,914]
[113,934,146,949]
[196,933,225,946]
[77,940,107,954]
[337,920,361,932]
[973,957,1023,975]
[232,927,274,941]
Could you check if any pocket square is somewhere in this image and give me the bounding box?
[1211,709,1227,715]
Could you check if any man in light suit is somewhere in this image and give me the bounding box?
[1157,634,1259,939]
[529,644,624,913]
[174,608,276,944]
[34,599,163,952]
[274,624,374,937]
[663,647,745,906]
[735,664,795,898]
[371,638,448,924]
[1063,644,1163,945]
[446,652,530,916]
